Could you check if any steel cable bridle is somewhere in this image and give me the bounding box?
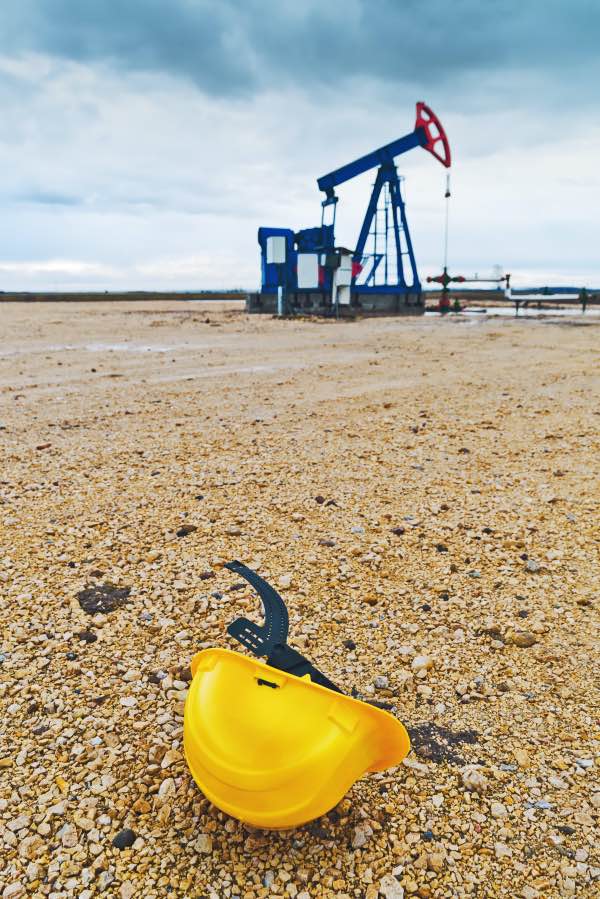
[443,172,451,271]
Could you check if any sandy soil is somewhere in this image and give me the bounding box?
[1,301,599,899]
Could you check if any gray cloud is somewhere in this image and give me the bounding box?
[14,189,83,206]
[0,2,599,291]
[3,1,599,102]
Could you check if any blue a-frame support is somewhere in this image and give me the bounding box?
[353,163,420,292]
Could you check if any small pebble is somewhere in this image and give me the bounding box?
[461,766,488,793]
[411,655,433,672]
[506,629,537,648]
[112,828,137,850]
[379,874,404,899]
[352,822,374,849]
[491,801,508,818]
[195,833,213,854]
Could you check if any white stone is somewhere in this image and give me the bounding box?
[521,887,539,899]
[6,816,30,832]
[157,777,175,800]
[161,749,182,769]
[90,774,115,795]
[379,874,404,899]
[194,833,212,854]
[47,801,67,816]
[97,871,114,892]
[491,801,508,818]
[122,669,141,682]
[461,765,488,793]
[402,757,429,773]
[25,863,39,882]
[3,885,26,899]
[352,822,373,849]
[18,834,44,860]
[361,867,373,883]
[411,655,433,672]
[495,842,512,858]
[549,776,568,789]
[59,823,78,848]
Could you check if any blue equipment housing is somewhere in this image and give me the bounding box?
[257,228,296,293]
[254,102,451,314]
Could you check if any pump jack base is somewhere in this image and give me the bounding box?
[247,290,424,317]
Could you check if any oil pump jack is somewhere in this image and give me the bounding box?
[250,102,451,315]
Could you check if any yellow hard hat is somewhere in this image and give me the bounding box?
[183,562,410,829]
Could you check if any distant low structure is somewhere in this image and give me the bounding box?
[0,291,248,303]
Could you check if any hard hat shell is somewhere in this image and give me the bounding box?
[183,647,410,829]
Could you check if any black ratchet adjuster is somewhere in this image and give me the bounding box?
[225,560,342,694]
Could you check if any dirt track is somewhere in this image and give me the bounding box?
[1,301,599,898]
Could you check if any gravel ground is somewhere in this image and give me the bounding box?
[1,301,598,899]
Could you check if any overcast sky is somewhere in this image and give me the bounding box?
[1,0,599,291]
